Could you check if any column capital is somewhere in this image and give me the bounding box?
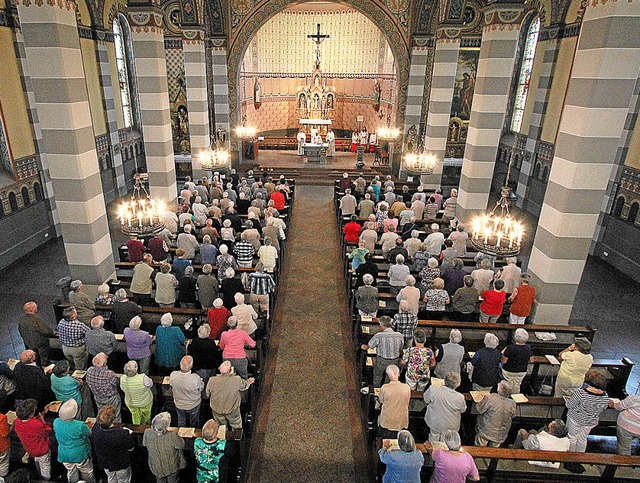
[435,25,463,42]
[127,5,164,33]
[182,28,206,44]
[208,36,227,50]
[482,4,526,31]
[93,27,115,43]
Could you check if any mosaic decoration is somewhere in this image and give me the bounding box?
[415,0,435,34]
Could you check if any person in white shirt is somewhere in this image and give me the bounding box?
[176,224,199,260]
[448,225,469,258]
[191,196,208,226]
[471,259,495,294]
[297,129,306,155]
[169,356,204,428]
[424,223,445,256]
[326,128,335,156]
[257,237,278,273]
[514,419,570,468]
[231,292,258,337]
[380,226,400,257]
[494,257,522,294]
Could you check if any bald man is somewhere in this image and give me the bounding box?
[18,302,55,366]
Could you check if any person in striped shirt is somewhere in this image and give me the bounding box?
[361,316,404,388]
[248,263,276,317]
[233,238,255,268]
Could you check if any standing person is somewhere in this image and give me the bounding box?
[155,313,186,373]
[57,306,90,371]
[123,316,153,375]
[423,372,466,442]
[205,361,255,429]
[343,215,362,244]
[188,325,222,385]
[355,274,378,318]
[392,300,418,348]
[130,254,155,306]
[91,405,134,483]
[170,356,204,428]
[111,289,142,334]
[197,264,219,310]
[120,361,154,425]
[126,235,146,262]
[554,338,594,397]
[247,263,276,317]
[194,419,227,483]
[351,130,359,152]
[442,189,457,220]
[257,237,278,273]
[401,331,435,391]
[447,225,468,257]
[85,315,117,359]
[494,257,522,295]
[14,350,53,412]
[143,412,187,483]
[361,316,404,388]
[396,276,420,316]
[433,329,464,379]
[326,128,335,157]
[474,380,517,447]
[18,301,54,366]
[479,279,506,323]
[219,317,256,379]
[207,299,231,341]
[451,275,478,321]
[53,399,95,483]
[500,328,532,394]
[508,273,536,324]
[155,263,178,308]
[297,128,306,156]
[424,224,445,257]
[378,365,411,438]
[470,333,502,391]
[611,394,640,455]
[68,280,96,325]
[378,430,424,483]
[430,430,480,483]
[86,353,122,422]
[14,398,53,481]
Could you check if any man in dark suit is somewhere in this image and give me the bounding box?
[18,302,55,366]
[14,350,53,412]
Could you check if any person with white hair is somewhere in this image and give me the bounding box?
[177,265,198,309]
[95,283,116,305]
[194,419,227,481]
[424,223,445,256]
[170,356,204,428]
[471,258,495,294]
[189,324,222,385]
[241,220,262,252]
[220,268,244,309]
[494,256,522,295]
[392,300,418,347]
[434,329,464,379]
[442,188,458,220]
[85,315,116,358]
[192,196,208,226]
[361,316,404,388]
[378,365,411,438]
[220,218,236,247]
[177,224,200,260]
[257,236,278,273]
[470,333,502,391]
[233,236,256,269]
[423,278,450,315]
[120,360,153,424]
[53,398,95,482]
[359,222,379,253]
[379,225,400,258]
[216,244,238,280]
[86,353,122,421]
[399,203,415,228]
[448,225,468,257]
[123,316,153,375]
[247,263,276,317]
[143,411,188,482]
[205,361,255,429]
[430,430,480,483]
[219,317,256,379]
[197,264,218,309]
[423,373,466,442]
[514,419,570,467]
[163,209,180,234]
[388,254,410,291]
[339,189,357,217]
[403,230,422,259]
[475,380,516,447]
[155,313,186,372]
[355,274,378,317]
[412,243,432,273]
[357,193,376,220]
[200,234,218,266]
[500,328,532,394]
[155,263,179,308]
[231,292,258,337]
[68,280,95,325]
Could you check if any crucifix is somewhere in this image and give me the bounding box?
[307,23,329,70]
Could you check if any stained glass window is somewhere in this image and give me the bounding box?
[113,15,135,128]
[510,17,540,133]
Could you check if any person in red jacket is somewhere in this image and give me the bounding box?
[270,186,286,211]
[509,273,536,324]
[14,398,53,480]
[343,215,362,244]
[126,235,146,262]
[479,279,506,323]
[208,298,232,340]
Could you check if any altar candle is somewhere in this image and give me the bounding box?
[127,214,131,227]
[138,212,142,227]
[497,232,502,247]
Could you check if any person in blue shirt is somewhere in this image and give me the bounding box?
[378,430,424,483]
[155,313,186,373]
[53,399,95,482]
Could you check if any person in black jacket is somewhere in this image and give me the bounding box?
[355,253,378,289]
[220,269,245,310]
[470,333,502,391]
[14,350,54,412]
[178,266,199,309]
[18,302,55,366]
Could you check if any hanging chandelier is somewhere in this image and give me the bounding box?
[403,151,438,175]
[199,145,230,171]
[377,127,400,141]
[235,125,257,139]
[470,187,524,257]
[118,175,166,237]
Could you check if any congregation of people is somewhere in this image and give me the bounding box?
[0,171,294,482]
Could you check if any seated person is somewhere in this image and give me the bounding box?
[514,419,570,468]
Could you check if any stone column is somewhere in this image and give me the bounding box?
[457,6,524,221]
[16,0,115,286]
[515,34,560,207]
[95,28,127,196]
[528,0,640,325]
[402,41,431,176]
[127,7,177,202]
[182,28,210,177]
[210,38,230,149]
[421,27,461,189]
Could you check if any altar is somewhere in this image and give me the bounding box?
[303,143,328,163]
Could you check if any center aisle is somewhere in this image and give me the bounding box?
[251,184,368,482]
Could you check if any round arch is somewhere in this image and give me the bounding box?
[227,0,410,139]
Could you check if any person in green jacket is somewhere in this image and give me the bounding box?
[53,399,95,482]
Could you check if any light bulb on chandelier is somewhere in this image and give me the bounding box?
[118,174,166,237]
[403,151,438,175]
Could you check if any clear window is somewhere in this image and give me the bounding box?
[510,17,540,133]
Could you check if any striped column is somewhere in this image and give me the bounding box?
[402,41,430,172]
[211,38,230,149]
[457,6,524,222]
[12,25,60,235]
[516,36,560,207]
[16,0,115,286]
[95,29,126,195]
[182,29,210,177]
[528,0,640,325]
[128,8,177,203]
[421,28,461,189]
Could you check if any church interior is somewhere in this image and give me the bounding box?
[1,0,640,480]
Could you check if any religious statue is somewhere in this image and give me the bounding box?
[299,93,306,109]
[327,94,334,110]
[405,125,417,152]
[254,78,261,109]
[373,79,381,111]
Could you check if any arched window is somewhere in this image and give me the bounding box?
[541,165,549,182]
[21,187,30,206]
[113,14,137,129]
[510,17,540,133]
[34,182,43,202]
[613,196,625,217]
[628,202,639,224]
[8,192,18,212]
[533,162,540,179]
